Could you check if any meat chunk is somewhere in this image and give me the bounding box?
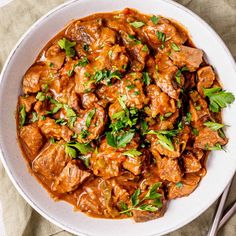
[74,64,96,94]
[96,82,120,104]
[90,137,141,178]
[80,92,98,109]
[108,100,123,121]
[32,142,69,180]
[119,73,148,109]
[108,178,131,203]
[126,43,149,72]
[73,105,106,142]
[157,157,182,183]
[189,90,210,122]
[132,188,167,222]
[194,127,227,150]
[38,117,73,142]
[155,54,180,100]
[182,152,202,173]
[169,45,203,72]
[122,155,142,175]
[149,126,190,158]
[197,66,215,97]
[168,173,201,199]
[23,64,46,94]
[76,178,120,218]
[107,19,135,36]
[49,74,80,112]
[90,151,123,179]
[19,95,36,112]
[66,19,102,45]
[45,44,65,70]
[97,27,117,46]
[20,124,44,159]
[132,200,166,222]
[146,84,176,118]
[143,18,187,47]
[52,161,91,193]
[95,45,129,72]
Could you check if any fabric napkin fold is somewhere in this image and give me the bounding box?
[0,0,235,235]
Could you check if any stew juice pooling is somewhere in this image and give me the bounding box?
[16,8,234,222]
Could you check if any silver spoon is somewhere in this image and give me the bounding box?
[207,179,233,236]
[218,200,236,230]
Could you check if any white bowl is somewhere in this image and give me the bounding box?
[0,0,236,235]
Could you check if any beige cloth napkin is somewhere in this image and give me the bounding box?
[0,0,235,235]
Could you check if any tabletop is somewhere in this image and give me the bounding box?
[0,0,235,236]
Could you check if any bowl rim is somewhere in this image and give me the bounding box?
[0,0,236,235]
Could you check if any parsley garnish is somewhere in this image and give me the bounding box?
[65,142,93,166]
[40,115,46,121]
[86,109,96,128]
[55,118,67,126]
[156,31,166,44]
[36,92,46,101]
[79,129,90,139]
[171,43,180,52]
[128,35,142,45]
[77,57,89,67]
[64,104,77,128]
[203,87,235,112]
[164,112,172,118]
[79,155,90,168]
[185,112,192,124]
[50,137,56,144]
[19,105,26,127]
[191,128,199,136]
[31,112,38,123]
[205,143,223,151]
[141,120,149,135]
[123,149,142,158]
[65,142,93,155]
[93,69,122,85]
[204,121,225,131]
[119,202,132,216]
[147,130,178,151]
[157,31,166,41]
[67,68,74,77]
[176,182,183,188]
[142,44,149,52]
[65,146,77,158]
[150,15,159,25]
[58,38,76,57]
[126,84,136,90]
[175,70,182,84]
[130,21,145,28]
[106,131,135,148]
[47,99,77,128]
[110,98,138,132]
[120,183,163,215]
[46,99,63,114]
[175,66,188,85]
[195,105,201,111]
[142,72,151,85]
[83,43,89,51]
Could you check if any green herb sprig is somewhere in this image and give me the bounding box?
[130,21,145,28]
[58,38,76,57]
[203,87,235,112]
[120,182,163,215]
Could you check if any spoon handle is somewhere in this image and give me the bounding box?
[207,180,232,236]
